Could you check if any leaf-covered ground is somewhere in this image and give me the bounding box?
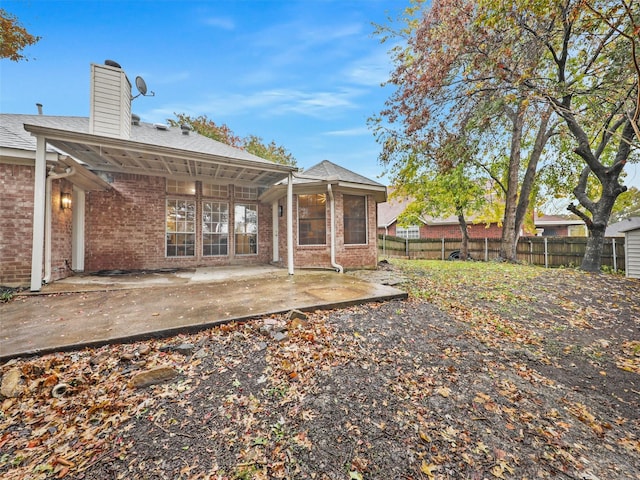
[1,260,639,479]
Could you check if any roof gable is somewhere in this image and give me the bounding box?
[303,160,384,187]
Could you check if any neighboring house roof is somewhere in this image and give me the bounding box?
[606,217,640,236]
[262,160,386,203]
[1,113,297,187]
[377,193,587,230]
[534,214,584,227]
[377,194,483,229]
[378,194,410,228]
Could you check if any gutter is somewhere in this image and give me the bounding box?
[43,166,75,284]
[327,183,344,273]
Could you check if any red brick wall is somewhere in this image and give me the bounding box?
[280,191,379,271]
[84,174,274,272]
[1,165,380,286]
[0,163,34,286]
[380,221,504,239]
[50,179,74,281]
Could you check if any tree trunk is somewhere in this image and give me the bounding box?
[581,223,606,272]
[498,103,524,261]
[457,207,470,260]
[565,120,635,272]
[514,106,553,236]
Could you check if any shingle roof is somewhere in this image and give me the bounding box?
[1,113,286,167]
[0,114,83,152]
[606,217,640,237]
[301,160,384,187]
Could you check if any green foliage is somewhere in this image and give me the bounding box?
[610,187,640,222]
[169,113,297,166]
[0,8,40,62]
[0,287,16,303]
[170,113,242,146]
[243,135,297,167]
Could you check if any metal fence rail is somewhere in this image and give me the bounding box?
[378,235,626,271]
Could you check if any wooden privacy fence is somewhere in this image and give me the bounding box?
[378,235,626,270]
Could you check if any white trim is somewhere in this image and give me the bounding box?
[30,136,47,291]
[287,172,294,275]
[272,200,279,262]
[72,187,85,272]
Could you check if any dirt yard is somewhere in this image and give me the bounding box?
[1,260,639,479]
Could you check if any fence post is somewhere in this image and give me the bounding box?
[406,238,409,259]
[441,238,445,260]
[529,240,533,264]
[544,237,548,268]
[612,238,617,271]
[484,238,488,261]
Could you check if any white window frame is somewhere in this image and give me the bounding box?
[202,201,229,256]
[166,198,196,257]
[297,194,327,246]
[343,194,368,245]
[396,225,420,239]
[234,203,258,255]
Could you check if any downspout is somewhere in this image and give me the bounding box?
[327,183,344,273]
[43,166,75,284]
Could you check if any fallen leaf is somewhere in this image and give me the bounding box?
[421,460,438,478]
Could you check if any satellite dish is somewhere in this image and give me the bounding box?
[133,75,155,100]
[135,76,147,96]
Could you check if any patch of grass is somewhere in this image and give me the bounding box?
[392,259,543,306]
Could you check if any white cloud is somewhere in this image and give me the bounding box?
[173,87,363,120]
[343,48,395,87]
[323,127,370,137]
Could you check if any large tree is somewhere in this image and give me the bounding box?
[488,0,639,271]
[374,0,639,271]
[169,113,297,167]
[371,0,556,262]
[0,8,40,62]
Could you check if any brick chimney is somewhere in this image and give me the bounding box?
[89,61,132,139]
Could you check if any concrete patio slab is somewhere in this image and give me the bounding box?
[0,267,407,360]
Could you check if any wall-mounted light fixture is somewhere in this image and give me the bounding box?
[60,192,72,210]
[278,205,283,217]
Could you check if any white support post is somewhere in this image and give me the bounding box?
[287,173,294,275]
[272,200,279,263]
[441,238,445,260]
[30,136,47,291]
[544,237,548,268]
[484,238,488,262]
[72,187,85,272]
[612,238,617,271]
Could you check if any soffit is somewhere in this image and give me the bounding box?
[57,157,111,191]
[24,124,296,188]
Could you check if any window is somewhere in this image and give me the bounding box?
[396,225,420,239]
[235,203,258,255]
[343,195,367,245]
[203,183,228,198]
[298,194,326,245]
[166,179,196,195]
[166,199,196,256]
[203,201,229,256]
[235,186,258,200]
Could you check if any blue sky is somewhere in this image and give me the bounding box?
[2,0,639,192]
[1,0,407,183]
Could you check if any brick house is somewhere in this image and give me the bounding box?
[0,62,386,290]
[378,194,586,239]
